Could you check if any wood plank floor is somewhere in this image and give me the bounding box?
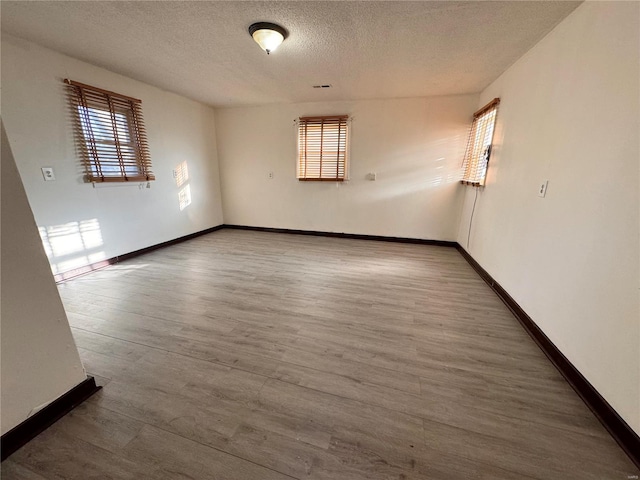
[4,230,638,479]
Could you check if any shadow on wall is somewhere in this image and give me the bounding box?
[39,160,194,278]
[38,218,106,275]
[354,135,464,202]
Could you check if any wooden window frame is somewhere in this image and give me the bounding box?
[460,98,500,187]
[65,79,154,183]
[297,115,349,181]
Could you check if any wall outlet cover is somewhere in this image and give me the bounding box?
[41,167,55,181]
[538,180,549,197]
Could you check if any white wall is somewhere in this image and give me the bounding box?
[216,95,478,240]
[457,2,640,434]
[1,34,224,275]
[1,121,87,435]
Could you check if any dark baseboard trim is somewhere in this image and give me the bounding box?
[54,225,225,283]
[223,224,457,247]
[1,376,102,461]
[53,259,116,283]
[455,244,640,470]
[116,225,225,262]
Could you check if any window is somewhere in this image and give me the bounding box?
[65,79,154,182]
[460,98,500,186]
[297,115,348,181]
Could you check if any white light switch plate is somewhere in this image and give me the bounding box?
[41,167,55,181]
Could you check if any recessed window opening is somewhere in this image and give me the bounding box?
[66,79,154,183]
[297,115,349,181]
[460,98,500,186]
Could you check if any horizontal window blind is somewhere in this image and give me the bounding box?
[298,115,348,181]
[461,98,499,187]
[65,79,154,183]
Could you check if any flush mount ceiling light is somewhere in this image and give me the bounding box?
[249,22,288,55]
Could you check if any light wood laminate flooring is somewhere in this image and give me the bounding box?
[4,230,638,479]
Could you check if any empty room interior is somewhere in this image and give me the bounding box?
[1,1,639,478]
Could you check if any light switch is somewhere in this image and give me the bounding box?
[41,167,55,181]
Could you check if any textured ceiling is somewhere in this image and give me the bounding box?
[1,1,581,107]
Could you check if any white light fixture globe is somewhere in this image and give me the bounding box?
[249,22,288,55]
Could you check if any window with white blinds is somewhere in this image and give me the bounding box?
[461,98,500,186]
[65,79,154,183]
[297,115,348,181]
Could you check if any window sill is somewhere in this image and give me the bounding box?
[86,175,156,183]
[298,178,345,182]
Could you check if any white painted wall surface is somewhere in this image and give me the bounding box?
[216,95,478,240]
[457,2,640,433]
[1,122,87,435]
[1,34,224,275]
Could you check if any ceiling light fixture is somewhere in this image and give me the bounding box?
[249,22,288,55]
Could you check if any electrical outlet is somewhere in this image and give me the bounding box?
[367,172,377,181]
[538,180,549,198]
[268,172,274,179]
[41,167,55,181]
